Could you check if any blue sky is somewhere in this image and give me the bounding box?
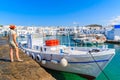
[0,0,120,26]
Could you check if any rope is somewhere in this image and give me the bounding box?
[88,51,111,80]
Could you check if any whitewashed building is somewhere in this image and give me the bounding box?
[114,25,120,40]
[105,25,120,40]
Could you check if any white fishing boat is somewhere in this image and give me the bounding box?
[72,34,106,45]
[19,34,115,79]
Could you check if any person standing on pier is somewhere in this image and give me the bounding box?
[8,25,23,62]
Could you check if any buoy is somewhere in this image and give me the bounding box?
[36,54,42,62]
[51,60,58,64]
[41,60,46,64]
[26,51,30,56]
[31,53,36,60]
[60,58,68,67]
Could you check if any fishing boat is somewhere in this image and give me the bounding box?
[19,34,115,79]
[72,34,106,45]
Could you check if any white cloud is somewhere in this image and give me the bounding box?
[73,21,78,25]
[109,16,120,25]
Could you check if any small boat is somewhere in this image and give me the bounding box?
[72,34,106,45]
[19,34,115,79]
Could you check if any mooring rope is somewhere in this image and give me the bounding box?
[88,51,111,80]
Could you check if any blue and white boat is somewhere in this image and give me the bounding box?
[19,34,115,79]
[72,34,106,45]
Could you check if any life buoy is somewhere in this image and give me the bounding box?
[31,53,36,60]
[60,58,68,67]
[36,54,42,62]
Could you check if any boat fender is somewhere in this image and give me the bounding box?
[26,51,30,56]
[41,60,46,64]
[36,54,42,62]
[31,53,36,60]
[51,60,58,64]
[60,58,68,67]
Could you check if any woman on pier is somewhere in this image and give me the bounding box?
[8,25,23,62]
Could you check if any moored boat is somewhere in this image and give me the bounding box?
[19,34,115,79]
[72,34,106,45]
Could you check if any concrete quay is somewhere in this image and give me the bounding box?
[0,37,55,80]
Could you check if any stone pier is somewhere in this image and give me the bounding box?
[0,37,55,80]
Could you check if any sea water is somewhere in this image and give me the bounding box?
[96,44,120,80]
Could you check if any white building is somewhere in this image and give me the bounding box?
[114,25,120,40]
[105,25,120,40]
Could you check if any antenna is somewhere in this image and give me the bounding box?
[67,27,71,47]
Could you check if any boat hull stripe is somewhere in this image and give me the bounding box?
[46,59,109,64]
[68,59,109,64]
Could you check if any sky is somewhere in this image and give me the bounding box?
[0,0,120,26]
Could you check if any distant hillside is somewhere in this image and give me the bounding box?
[85,24,102,27]
[0,25,3,27]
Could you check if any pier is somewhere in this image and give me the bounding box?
[0,37,55,80]
[105,40,120,44]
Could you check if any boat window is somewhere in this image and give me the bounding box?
[91,49,100,52]
[40,47,42,52]
[44,48,46,51]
